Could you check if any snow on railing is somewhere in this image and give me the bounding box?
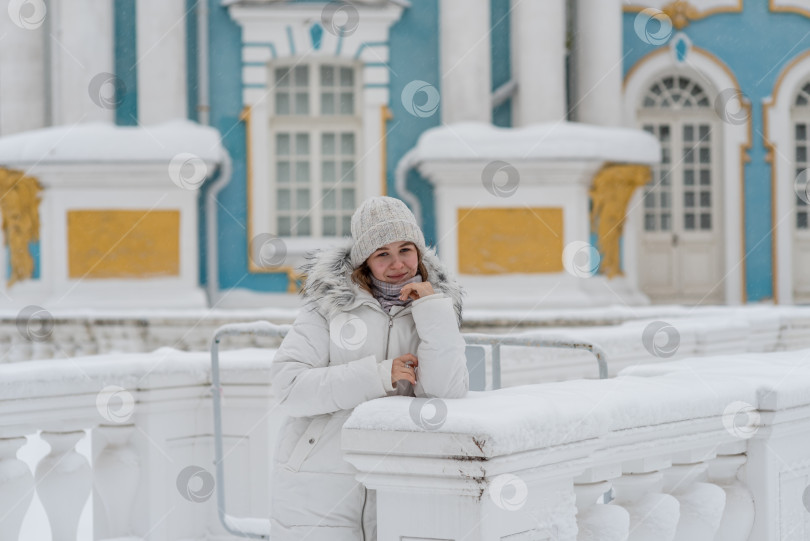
[342,349,810,541]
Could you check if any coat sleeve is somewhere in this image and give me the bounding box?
[410,294,469,399]
[269,302,389,417]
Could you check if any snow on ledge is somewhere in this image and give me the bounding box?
[414,122,661,164]
[0,120,224,166]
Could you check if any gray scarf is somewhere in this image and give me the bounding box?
[370,273,423,313]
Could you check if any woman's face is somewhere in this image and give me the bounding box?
[367,241,419,283]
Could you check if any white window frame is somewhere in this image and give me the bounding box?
[268,58,364,238]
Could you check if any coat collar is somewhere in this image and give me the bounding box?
[297,239,465,327]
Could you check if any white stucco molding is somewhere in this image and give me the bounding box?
[623,46,750,305]
[622,0,742,16]
[769,0,810,17]
[763,50,810,304]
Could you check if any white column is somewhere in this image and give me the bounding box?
[510,0,567,125]
[0,10,46,135]
[51,0,115,124]
[439,0,491,124]
[575,0,623,126]
[137,0,188,124]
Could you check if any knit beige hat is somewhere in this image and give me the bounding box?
[350,196,426,268]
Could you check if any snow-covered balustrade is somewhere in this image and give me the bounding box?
[342,350,810,541]
[0,348,276,541]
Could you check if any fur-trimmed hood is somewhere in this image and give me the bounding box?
[297,240,465,327]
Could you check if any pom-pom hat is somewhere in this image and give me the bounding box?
[350,196,427,268]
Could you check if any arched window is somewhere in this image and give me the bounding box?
[793,81,810,230]
[640,75,714,233]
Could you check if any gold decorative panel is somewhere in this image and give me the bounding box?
[457,207,564,275]
[68,210,180,279]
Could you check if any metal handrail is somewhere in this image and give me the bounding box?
[209,321,607,538]
[463,331,609,386]
[210,321,290,539]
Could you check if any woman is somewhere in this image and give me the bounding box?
[269,196,469,540]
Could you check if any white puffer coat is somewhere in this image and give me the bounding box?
[268,241,469,540]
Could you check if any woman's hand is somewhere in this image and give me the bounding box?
[399,281,435,301]
[391,353,418,386]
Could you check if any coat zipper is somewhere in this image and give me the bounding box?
[360,486,368,541]
[384,313,394,359]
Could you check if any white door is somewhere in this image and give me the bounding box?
[792,101,810,302]
[638,75,724,304]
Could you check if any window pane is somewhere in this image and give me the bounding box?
[275,68,290,87]
[321,92,335,115]
[644,193,655,209]
[295,92,309,115]
[684,169,694,185]
[798,146,807,162]
[662,148,671,164]
[798,212,808,229]
[698,125,710,140]
[700,213,711,230]
[684,192,695,208]
[684,147,694,163]
[341,216,351,234]
[278,216,291,236]
[296,134,310,155]
[320,66,335,86]
[685,213,695,230]
[276,93,290,115]
[341,133,355,155]
[323,216,337,236]
[339,92,354,115]
[277,189,290,210]
[323,189,336,210]
[340,67,353,87]
[700,169,711,185]
[797,124,807,141]
[699,147,710,164]
[660,191,670,208]
[277,161,290,183]
[294,66,308,86]
[645,213,656,231]
[341,161,354,181]
[298,216,311,236]
[322,133,335,155]
[660,125,670,142]
[700,191,711,207]
[661,213,671,231]
[322,161,336,183]
[342,188,355,210]
[684,125,694,141]
[276,134,290,155]
[296,188,310,210]
[295,162,310,182]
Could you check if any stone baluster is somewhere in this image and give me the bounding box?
[93,425,140,539]
[707,454,754,541]
[574,479,629,541]
[35,431,92,541]
[611,470,680,541]
[0,436,35,541]
[662,462,726,541]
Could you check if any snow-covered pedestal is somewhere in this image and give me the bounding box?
[0,121,224,309]
[414,122,660,310]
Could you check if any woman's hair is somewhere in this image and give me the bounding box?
[351,244,429,295]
